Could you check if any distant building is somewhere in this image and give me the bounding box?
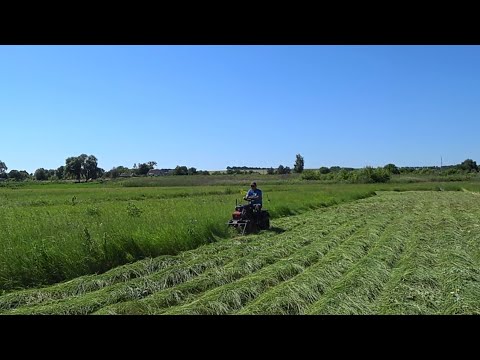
[147,169,172,176]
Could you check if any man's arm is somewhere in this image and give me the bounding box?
[244,189,258,200]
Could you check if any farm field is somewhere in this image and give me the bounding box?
[1,190,479,315]
[0,181,378,290]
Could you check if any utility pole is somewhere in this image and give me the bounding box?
[440,156,443,171]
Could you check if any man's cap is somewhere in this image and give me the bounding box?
[250,182,257,186]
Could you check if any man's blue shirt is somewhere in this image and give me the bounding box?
[246,188,262,205]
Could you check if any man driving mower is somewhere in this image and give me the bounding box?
[227,181,269,234]
[244,181,262,212]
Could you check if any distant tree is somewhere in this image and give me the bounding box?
[384,163,400,175]
[8,170,28,181]
[459,159,478,172]
[136,161,157,176]
[329,166,341,172]
[0,160,7,178]
[84,155,99,180]
[188,167,197,175]
[106,166,130,178]
[266,167,275,175]
[34,168,48,181]
[97,168,105,178]
[174,166,188,175]
[106,167,121,179]
[64,154,99,181]
[276,165,292,175]
[136,163,151,176]
[56,166,65,180]
[294,154,304,173]
[20,171,30,180]
[319,167,330,174]
[65,156,83,181]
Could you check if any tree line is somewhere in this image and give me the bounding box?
[301,159,479,183]
[226,154,305,175]
[0,156,212,181]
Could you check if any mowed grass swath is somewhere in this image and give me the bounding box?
[1,191,479,315]
[0,182,378,290]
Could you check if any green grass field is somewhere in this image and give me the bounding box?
[1,190,479,314]
[0,180,383,290]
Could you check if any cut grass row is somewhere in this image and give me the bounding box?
[2,186,480,316]
[2,193,404,313]
[0,195,390,314]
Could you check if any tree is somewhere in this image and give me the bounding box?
[276,165,292,174]
[56,166,65,180]
[174,166,188,175]
[319,167,330,174]
[84,155,99,180]
[65,154,100,182]
[136,161,156,176]
[65,156,83,181]
[384,163,400,175]
[97,168,105,178]
[0,160,7,178]
[459,159,478,172]
[188,167,197,175]
[8,170,28,181]
[294,154,304,173]
[34,168,48,181]
[266,167,275,175]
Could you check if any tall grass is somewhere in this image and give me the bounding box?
[0,183,374,291]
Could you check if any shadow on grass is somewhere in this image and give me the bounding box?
[266,226,286,234]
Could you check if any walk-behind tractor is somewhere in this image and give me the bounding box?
[227,199,270,235]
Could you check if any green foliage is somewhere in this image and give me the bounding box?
[136,162,156,176]
[65,154,100,182]
[357,166,390,183]
[384,163,400,174]
[34,168,48,181]
[460,159,478,172]
[0,160,7,178]
[301,170,321,180]
[106,166,130,179]
[174,166,189,175]
[8,170,29,181]
[65,156,83,181]
[294,154,304,173]
[56,166,65,180]
[277,165,291,174]
[85,206,101,216]
[126,202,143,217]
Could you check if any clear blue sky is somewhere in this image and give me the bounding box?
[1,45,479,173]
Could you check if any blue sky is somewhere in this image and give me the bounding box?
[1,45,479,173]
